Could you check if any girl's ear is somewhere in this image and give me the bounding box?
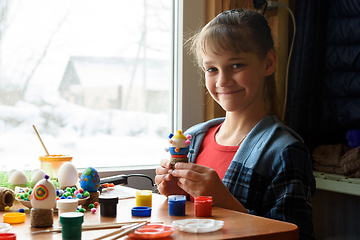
[264,49,277,76]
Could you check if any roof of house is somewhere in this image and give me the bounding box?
[60,56,171,90]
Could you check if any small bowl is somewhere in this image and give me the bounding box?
[128,224,174,239]
[17,197,89,209]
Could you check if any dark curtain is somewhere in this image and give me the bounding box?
[285,0,360,151]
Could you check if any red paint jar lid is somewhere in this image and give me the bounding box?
[194,196,212,204]
[0,233,16,240]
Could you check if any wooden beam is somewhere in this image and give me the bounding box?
[204,0,225,121]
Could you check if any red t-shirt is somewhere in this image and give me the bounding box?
[196,124,239,180]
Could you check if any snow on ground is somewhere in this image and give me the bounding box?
[0,0,172,171]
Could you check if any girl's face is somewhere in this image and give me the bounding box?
[202,50,275,114]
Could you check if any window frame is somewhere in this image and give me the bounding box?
[88,0,206,189]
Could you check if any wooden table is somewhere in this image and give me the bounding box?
[1,186,298,239]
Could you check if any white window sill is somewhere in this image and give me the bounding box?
[314,171,360,196]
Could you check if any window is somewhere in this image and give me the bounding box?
[0,0,205,177]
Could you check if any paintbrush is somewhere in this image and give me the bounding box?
[105,221,148,240]
[92,222,140,240]
[93,221,148,240]
[30,220,153,234]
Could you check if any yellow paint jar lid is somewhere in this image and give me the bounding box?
[3,213,26,224]
[136,190,152,198]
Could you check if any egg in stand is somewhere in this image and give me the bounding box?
[30,175,56,228]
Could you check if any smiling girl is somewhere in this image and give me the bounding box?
[155,9,315,240]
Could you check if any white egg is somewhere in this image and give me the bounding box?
[31,169,40,176]
[9,170,28,185]
[31,178,56,209]
[31,170,48,185]
[58,162,78,188]
[7,169,17,179]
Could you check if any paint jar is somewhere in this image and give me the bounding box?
[56,199,78,215]
[0,233,16,240]
[136,190,152,207]
[98,196,118,218]
[168,195,186,216]
[39,155,72,179]
[194,196,212,217]
[59,212,84,240]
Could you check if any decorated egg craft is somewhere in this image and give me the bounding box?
[168,130,192,156]
[30,175,56,209]
[80,167,100,192]
[58,162,78,188]
[168,130,194,169]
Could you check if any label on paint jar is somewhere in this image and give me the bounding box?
[194,196,212,217]
[136,190,152,207]
[168,195,186,216]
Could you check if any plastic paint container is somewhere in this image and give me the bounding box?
[3,213,26,224]
[0,233,16,240]
[39,155,72,179]
[131,207,151,217]
[168,195,186,216]
[56,199,78,215]
[98,196,118,218]
[136,190,152,207]
[59,212,84,240]
[194,196,212,217]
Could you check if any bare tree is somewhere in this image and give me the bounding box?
[20,12,69,101]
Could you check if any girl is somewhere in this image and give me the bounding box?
[155,9,315,240]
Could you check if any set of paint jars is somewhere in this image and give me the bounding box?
[132,190,152,217]
[167,195,213,217]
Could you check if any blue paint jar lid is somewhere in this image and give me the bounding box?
[132,207,151,217]
[168,195,186,203]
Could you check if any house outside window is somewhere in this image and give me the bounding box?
[0,0,205,180]
[0,0,173,170]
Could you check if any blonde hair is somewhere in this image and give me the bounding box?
[186,9,280,118]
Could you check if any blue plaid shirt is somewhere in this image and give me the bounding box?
[185,116,316,240]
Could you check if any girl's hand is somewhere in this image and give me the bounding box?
[171,162,247,212]
[155,159,187,197]
[170,162,223,199]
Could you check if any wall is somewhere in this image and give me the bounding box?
[313,189,360,240]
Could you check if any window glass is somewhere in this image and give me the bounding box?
[0,0,171,170]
